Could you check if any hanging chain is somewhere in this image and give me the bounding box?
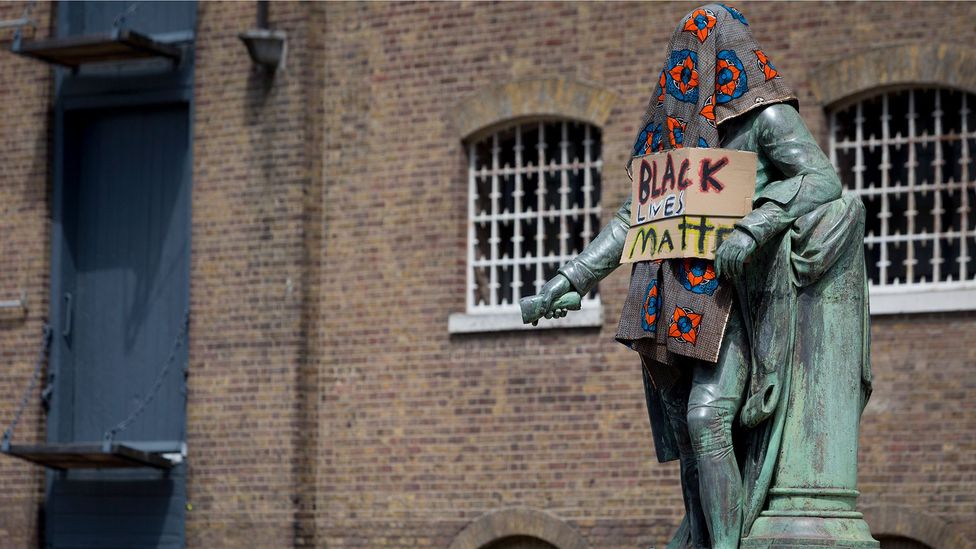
[103,310,189,451]
[10,0,36,50]
[113,2,140,30]
[2,323,53,453]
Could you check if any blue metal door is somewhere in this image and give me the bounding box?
[48,103,190,548]
[62,105,189,445]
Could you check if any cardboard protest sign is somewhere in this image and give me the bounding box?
[620,148,757,264]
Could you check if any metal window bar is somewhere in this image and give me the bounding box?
[932,90,945,282]
[467,143,476,310]
[583,125,594,243]
[489,133,500,307]
[900,90,920,285]
[960,93,971,282]
[558,121,570,262]
[468,121,603,312]
[536,121,546,295]
[472,208,602,223]
[878,94,891,284]
[831,87,976,291]
[512,125,524,303]
[834,132,976,149]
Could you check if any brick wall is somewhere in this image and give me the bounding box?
[317,2,976,548]
[0,2,973,548]
[186,1,323,547]
[0,2,54,547]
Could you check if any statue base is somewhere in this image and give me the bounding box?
[741,514,879,548]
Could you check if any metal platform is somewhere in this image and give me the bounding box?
[3,442,176,470]
[11,28,181,68]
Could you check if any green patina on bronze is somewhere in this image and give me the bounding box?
[521,5,879,547]
[521,40,876,549]
[524,104,877,548]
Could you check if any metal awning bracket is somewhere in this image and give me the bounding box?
[0,291,28,313]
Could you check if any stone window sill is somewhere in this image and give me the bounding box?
[448,303,603,334]
[869,285,976,315]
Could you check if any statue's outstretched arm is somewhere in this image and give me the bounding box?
[558,197,632,295]
[520,198,631,324]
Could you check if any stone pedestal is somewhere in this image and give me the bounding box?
[742,515,877,548]
[741,348,878,547]
[741,213,878,549]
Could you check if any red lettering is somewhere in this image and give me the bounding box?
[699,156,729,192]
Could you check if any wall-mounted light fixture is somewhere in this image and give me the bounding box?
[239,1,286,71]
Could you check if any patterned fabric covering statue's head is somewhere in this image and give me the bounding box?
[615,4,799,363]
[630,4,796,162]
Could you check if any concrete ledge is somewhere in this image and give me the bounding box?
[448,303,603,334]
[448,507,590,549]
[452,77,617,141]
[810,42,976,107]
[869,285,976,315]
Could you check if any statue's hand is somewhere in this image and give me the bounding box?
[714,229,757,279]
[519,274,581,326]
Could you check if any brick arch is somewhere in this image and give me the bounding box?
[452,77,617,141]
[448,508,590,549]
[862,505,972,549]
[809,42,976,107]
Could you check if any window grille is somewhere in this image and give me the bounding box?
[830,88,976,312]
[466,120,603,314]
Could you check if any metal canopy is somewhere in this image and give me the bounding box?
[11,28,181,68]
[3,442,176,470]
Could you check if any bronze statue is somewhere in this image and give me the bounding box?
[522,5,877,548]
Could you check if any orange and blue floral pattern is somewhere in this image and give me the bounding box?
[680,258,719,295]
[666,50,700,104]
[667,116,686,148]
[715,49,748,105]
[700,94,716,127]
[754,49,780,81]
[633,121,663,156]
[720,3,749,26]
[683,8,716,43]
[656,70,666,107]
[641,280,660,333]
[669,306,702,344]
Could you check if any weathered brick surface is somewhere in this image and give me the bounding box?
[317,2,976,547]
[186,1,323,547]
[0,2,973,548]
[0,2,55,547]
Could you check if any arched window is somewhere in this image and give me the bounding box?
[829,87,976,313]
[447,508,590,549]
[462,119,603,320]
